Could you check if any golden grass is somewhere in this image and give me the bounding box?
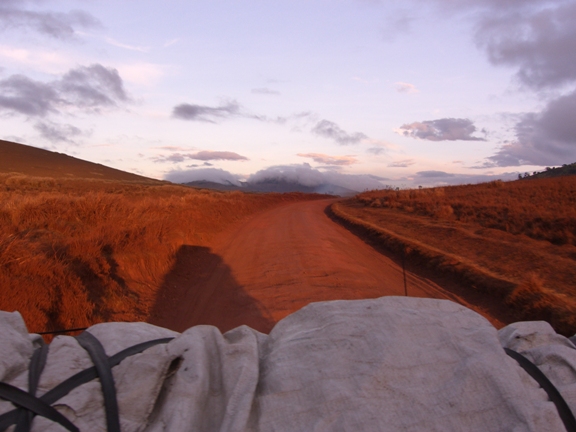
[0,173,321,335]
[333,177,576,335]
[358,177,576,246]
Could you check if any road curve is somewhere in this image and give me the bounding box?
[149,199,490,334]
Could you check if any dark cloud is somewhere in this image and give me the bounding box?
[59,64,128,108]
[483,89,576,167]
[153,150,248,164]
[34,121,85,144]
[187,162,214,168]
[416,170,455,178]
[0,64,129,117]
[473,1,576,90]
[172,101,241,122]
[249,163,386,191]
[424,0,576,166]
[0,2,100,39]
[0,74,59,116]
[172,100,286,124]
[251,87,280,95]
[155,153,187,163]
[297,153,358,166]
[165,168,243,185]
[399,118,486,141]
[311,119,368,145]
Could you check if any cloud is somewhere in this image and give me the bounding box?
[188,151,248,161]
[399,118,486,141]
[472,1,576,90]
[172,100,286,124]
[187,162,213,168]
[297,153,358,166]
[154,153,187,163]
[172,101,241,122]
[367,147,386,155]
[419,0,576,167]
[388,159,415,167]
[58,64,128,109]
[34,121,86,144]
[0,64,129,117]
[0,2,100,39]
[165,168,243,185]
[482,88,576,167]
[311,119,368,145]
[153,150,248,163]
[0,74,58,116]
[423,0,576,89]
[248,163,387,191]
[395,82,418,93]
[416,170,455,178]
[251,87,280,95]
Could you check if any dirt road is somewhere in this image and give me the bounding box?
[149,199,497,333]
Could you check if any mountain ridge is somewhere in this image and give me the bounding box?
[0,139,161,184]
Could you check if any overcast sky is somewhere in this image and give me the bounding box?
[1,0,575,189]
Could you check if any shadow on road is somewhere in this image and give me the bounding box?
[148,245,275,334]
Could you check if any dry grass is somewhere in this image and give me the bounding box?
[333,177,576,335]
[0,173,321,335]
[358,177,576,246]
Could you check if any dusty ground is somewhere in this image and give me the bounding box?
[149,199,508,334]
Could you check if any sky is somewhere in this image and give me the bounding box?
[1,0,575,190]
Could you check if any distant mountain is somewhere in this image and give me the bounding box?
[0,139,161,183]
[519,162,576,180]
[184,178,358,196]
[184,180,244,191]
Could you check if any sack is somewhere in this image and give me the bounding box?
[1,296,575,431]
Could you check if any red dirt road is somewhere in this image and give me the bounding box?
[149,199,499,334]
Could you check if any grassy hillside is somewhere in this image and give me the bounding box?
[0,173,321,336]
[520,162,576,180]
[332,177,576,335]
[0,139,161,183]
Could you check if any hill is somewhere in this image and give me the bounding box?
[0,139,161,183]
[520,162,576,179]
[331,176,576,335]
[0,139,328,336]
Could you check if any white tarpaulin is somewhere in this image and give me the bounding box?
[1,296,575,431]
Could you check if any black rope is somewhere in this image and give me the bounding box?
[505,347,576,432]
[15,341,49,432]
[0,383,78,432]
[0,337,174,431]
[36,327,88,335]
[76,332,120,432]
[401,248,408,297]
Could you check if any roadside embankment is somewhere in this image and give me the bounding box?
[329,200,576,336]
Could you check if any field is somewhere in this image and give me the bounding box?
[0,172,321,336]
[331,177,576,335]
